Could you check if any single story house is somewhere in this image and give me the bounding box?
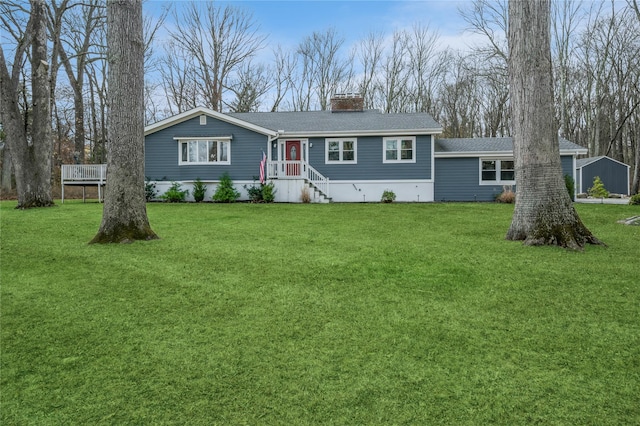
[575,156,630,195]
[143,97,587,202]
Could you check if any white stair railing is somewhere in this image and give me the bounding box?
[266,161,329,199]
[306,164,329,198]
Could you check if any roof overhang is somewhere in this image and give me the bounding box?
[145,106,278,137]
[435,148,588,158]
[279,128,443,138]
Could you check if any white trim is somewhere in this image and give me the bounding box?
[279,129,442,138]
[277,138,309,162]
[572,156,578,198]
[325,137,357,164]
[173,136,232,141]
[435,149,588,158]
[145,106,278,137]
[329,179,434,184]
[430,135,435,181]
[577,167,583,193]
[479,158,516,186]
[576,155,631,170]
[382,136,416,164]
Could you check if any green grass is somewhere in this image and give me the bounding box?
[1,201,639,425]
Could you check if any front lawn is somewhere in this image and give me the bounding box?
[1,201,638,424]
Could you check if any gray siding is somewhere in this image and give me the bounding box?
[308,135,432,180]
[434,158,502,201]
[435,155,576,202]
[578,158,629,195]
[145,116,269,181]
[560,156,573,178]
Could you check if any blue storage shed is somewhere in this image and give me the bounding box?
[575,156,630,195]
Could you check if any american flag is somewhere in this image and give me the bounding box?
[259,151,266,184]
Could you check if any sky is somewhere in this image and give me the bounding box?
[145,0,485,53]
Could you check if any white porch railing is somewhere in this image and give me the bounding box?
[61,164,107,203]
[267,160,329,198]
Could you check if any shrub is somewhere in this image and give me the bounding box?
[244,183,264,202]
[629,194,640,205]
[192,178,207,202]
[564,174,575,201]
[381,190,396,203]
[145,178,157,201]
[244,181,276,203]
[212,172,240,203]
[588,176,609,198]
[262,182,276,203]
[160,182,188,202]
[495,185,515,203]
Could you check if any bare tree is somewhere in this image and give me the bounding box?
[90,0,157,243]
[379,30,411,113]
[438,53,482,137]
[296,28,352,111]
[227,61,272,112]
[506,0,601,249]
[552,0,584,139]
[267,45,295,112]
[355,31,385,110]
[54,0,104,163]
[459,0,508,63]
[0,0,54,208]
[159,42,201,114]
[632,0,640,194]
[407,23,444,115]
[165,1,266,112]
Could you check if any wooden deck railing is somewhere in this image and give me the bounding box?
[62,164,107,182]
[61,164,107,203]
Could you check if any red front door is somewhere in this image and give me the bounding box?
[286,140,301,176]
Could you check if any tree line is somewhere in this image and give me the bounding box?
[1,0,639,198]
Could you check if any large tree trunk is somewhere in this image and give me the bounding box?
[1,146,13,194]
[506,0,601,249]
[0,0,54,209]
[632,123,640,194]
[90,0,157,243]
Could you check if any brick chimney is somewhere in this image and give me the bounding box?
[330,93,364,112]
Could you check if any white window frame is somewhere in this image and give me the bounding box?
[383,136,416,163]
[176,137,231,165]
[479,158,516,185]
[325,138,357,164]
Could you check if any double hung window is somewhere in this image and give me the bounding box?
[383,137,415,163]
[326,138,357,163]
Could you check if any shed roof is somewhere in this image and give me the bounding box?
[576,156,630,169]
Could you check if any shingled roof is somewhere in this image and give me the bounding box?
[229,109,442,136]
[435,137,587,156]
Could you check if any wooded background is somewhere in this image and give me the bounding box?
[1,0,638,194]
